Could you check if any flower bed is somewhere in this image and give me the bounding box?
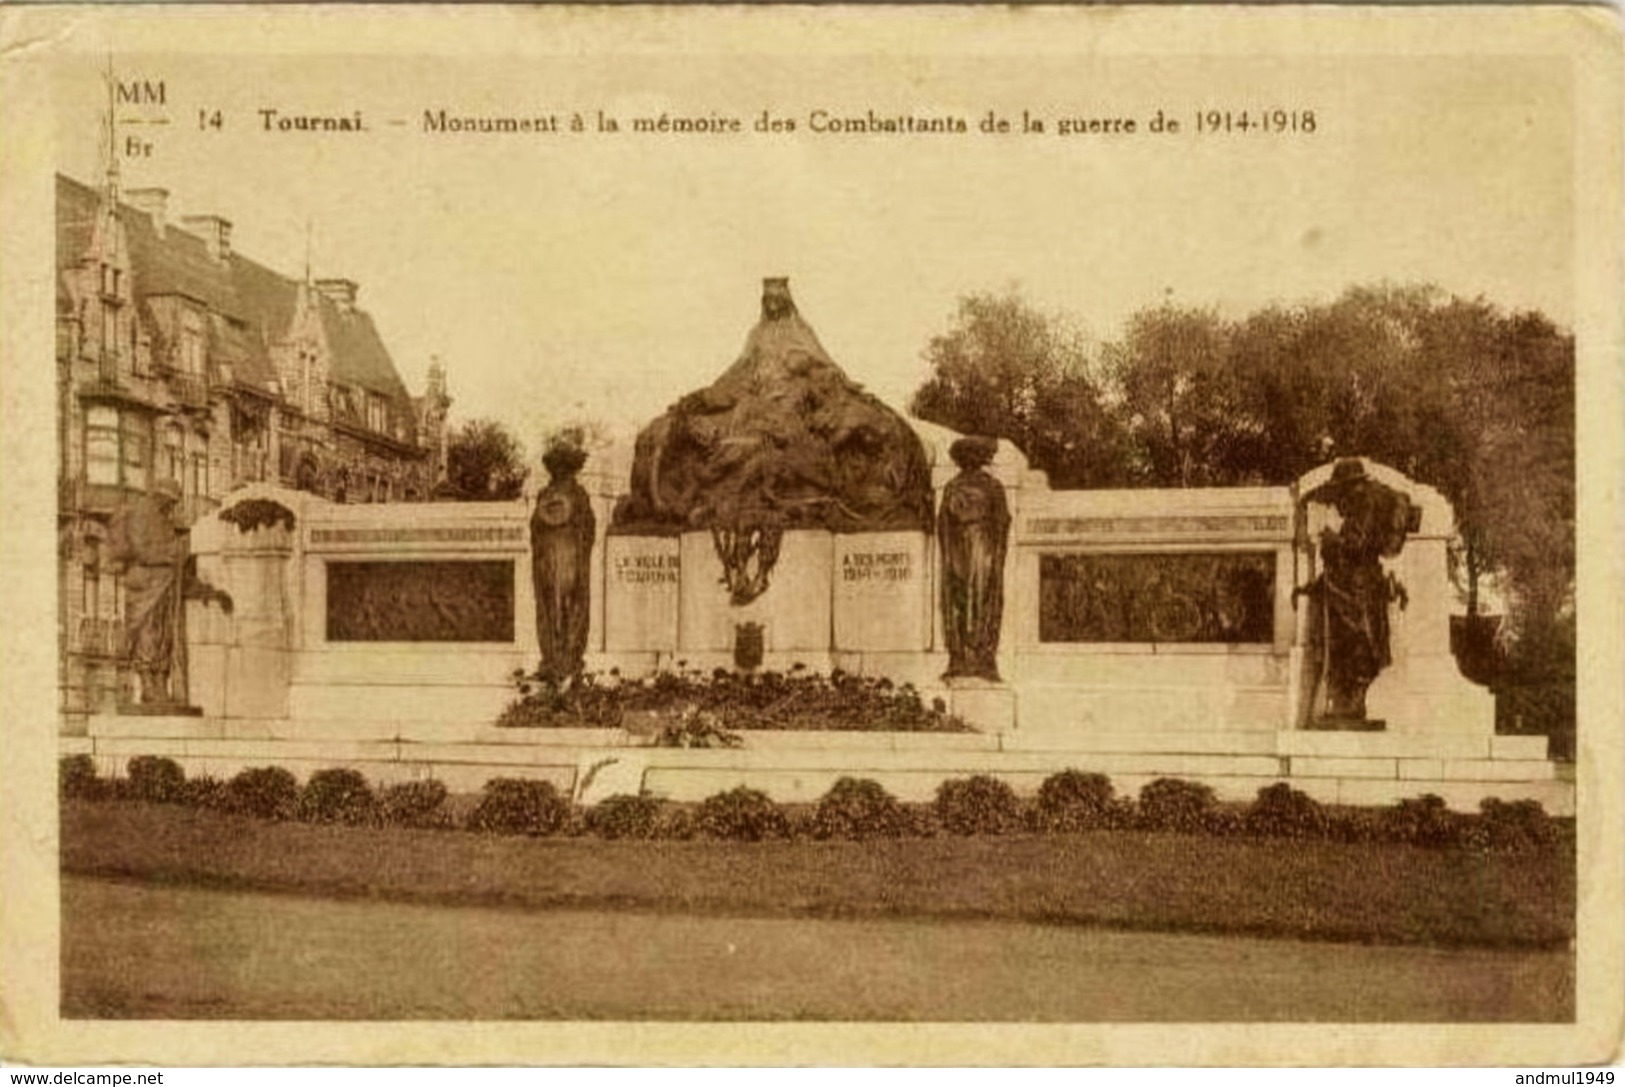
[495,666,972,733]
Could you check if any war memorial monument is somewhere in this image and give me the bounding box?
[61,278,1568,815]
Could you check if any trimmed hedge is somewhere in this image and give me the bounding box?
[1379,794,1461,849]
[1474,797,1559,852]
[297,768,378,825]
[60,755,103,801]
[55,757,1570,854]
[812,777,911,840]
[1035,769,1119,832]
[223,766,300,820]
[694,786,790,841]
[181,775,228,810]
[466,778,570,836]
[125,756,187,804]
[935,775,1022,836]
[1245,782,1329,840]
[585,794,663,840]
[379,779,451,829]
[1137,777,1219,834]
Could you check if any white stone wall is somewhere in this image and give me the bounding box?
[183,457,1502,747]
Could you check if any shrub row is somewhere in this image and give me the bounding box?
[60,755,454,829]
[58,754,1567,853]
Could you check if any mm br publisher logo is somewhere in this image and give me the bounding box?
[116,79,165,105]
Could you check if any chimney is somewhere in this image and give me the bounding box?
[181,214,232,262]
[314,278,359,312]
[126,187,169,233]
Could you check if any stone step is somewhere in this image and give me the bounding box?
[1004,730,1282,755]
[293,648,528,686]
[1015,649,1289,688]
[1017,685,1288,732]
[288,682,518,724]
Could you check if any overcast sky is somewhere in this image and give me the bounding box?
[56,50,1573,462]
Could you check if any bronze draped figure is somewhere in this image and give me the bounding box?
[529,444,596,684]
[938,436,1011,681]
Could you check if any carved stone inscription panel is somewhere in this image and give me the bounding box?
[326,560,515,643]
[1038,552,1276,644]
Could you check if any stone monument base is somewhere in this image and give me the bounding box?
[945,679,1016,732]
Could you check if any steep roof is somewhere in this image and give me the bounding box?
[318,303,410,401]
[57,173,412,404]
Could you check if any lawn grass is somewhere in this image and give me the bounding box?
[60,800,1574,950]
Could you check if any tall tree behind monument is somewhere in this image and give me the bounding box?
[445,418,530,501]
[911,291,1134,489]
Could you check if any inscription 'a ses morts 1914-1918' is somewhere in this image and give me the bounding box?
[842,550,912,582]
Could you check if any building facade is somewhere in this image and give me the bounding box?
[56,171,452,723]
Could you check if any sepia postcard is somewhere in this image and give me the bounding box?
[0,3,1621,1068]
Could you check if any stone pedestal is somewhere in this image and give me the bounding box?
[1294,460,1495,737]
[947,678,1016,732]
[219,524,297,719]
[186,493,306,722]
[678,530,834,655]
[603,535,681,653]
[833,531,931,652]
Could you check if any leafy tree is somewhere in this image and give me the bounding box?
[1226,285,1447,484]
[444,418,529,501]
[1104,303,1256,486]
[910,290,1132,488]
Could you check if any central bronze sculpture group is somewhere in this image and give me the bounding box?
[527,279,1017,689]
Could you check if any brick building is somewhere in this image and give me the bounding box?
[56,171,451,722]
